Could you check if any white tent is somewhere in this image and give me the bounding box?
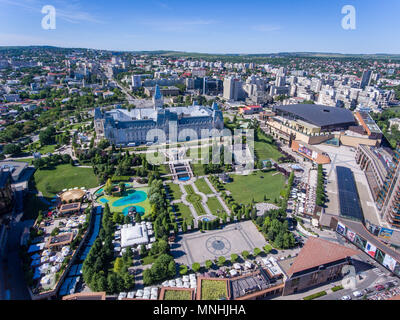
[229,269,238,277]
[233,263,242,270]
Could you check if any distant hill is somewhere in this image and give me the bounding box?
[1,46,400,60]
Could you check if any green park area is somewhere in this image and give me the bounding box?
[23,141,57,155]
[206,197,226,217]
[191,163,206,177]
[163,289,192,300]
[166,182,183,200]
[194,178,213,195]
[97,186,151,217]
[201,280,228,300]
[224,170,286,205]
[254,133,282,161]
[174,202,193,224]
[34,164,98,198]
[184,185,206,216]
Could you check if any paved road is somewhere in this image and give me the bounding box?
[0,189,33,300]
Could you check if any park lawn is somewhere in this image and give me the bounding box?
[195,178,213,195]
[167,182,183,200]
[201,280,228,300]
[224,170,286,205]
[254,138,282,161]
[163,289,192,300]
[175,202,193,224]
[185,146,210,161]
[99,187,151,218]
[184,185,206,216]
[206,197,226,217]
[14,158,34,165]
[24,142,57,155]
[34,164,98,198]
[191,163,205,177]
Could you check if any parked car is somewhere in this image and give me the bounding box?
[352,291,363,298]
[362,287,374,295]
[340,295,352,300]
[375,284,385,291]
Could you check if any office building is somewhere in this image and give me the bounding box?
[377,146,400,228]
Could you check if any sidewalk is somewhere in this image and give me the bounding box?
[274,279,344,300]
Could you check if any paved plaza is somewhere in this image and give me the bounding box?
[171,220,267,266]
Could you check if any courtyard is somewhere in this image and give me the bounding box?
[171,220,267,266]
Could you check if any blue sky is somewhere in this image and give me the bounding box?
[0,0,399,54]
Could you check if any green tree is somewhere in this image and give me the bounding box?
[113,258,124,274]
[192,262,201,273]
[217,256,226,267]
[205,260,213,269]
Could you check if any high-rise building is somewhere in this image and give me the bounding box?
[377,146,400,228]
[276,76,286,87]
[360,70,372,89]
[223,77,243,101]
[132,75,142,88]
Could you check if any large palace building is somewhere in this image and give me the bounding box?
[94,85,224,146]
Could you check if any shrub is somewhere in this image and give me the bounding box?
[179,265,188,275]
[303,291,327,300]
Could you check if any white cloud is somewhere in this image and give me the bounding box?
[252,25,281,32]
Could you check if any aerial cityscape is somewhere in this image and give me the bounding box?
[1,0,400,309]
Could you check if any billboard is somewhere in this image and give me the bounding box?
[365,242,377,258]
[298,144,312,158]
[378,227,394,240]
[346,229,356,242]
[383,254,397,272]
[336,222,346,236]
[312,151,318,160]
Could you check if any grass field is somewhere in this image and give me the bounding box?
[206,197,226,217]
[201,280,228,300]
[166,182,183,200]
[175,202,194,224]
[23,142,57,155]
[224,170,286,205]
[184,185,206,216]
[194,178,213,195]
[191,163,205,177]
[185,146,210,161]
[14,158,34,165]
[98,186,151,217]
[163,290,192,300]
[254,135,282,161]
[34,164,98,198]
